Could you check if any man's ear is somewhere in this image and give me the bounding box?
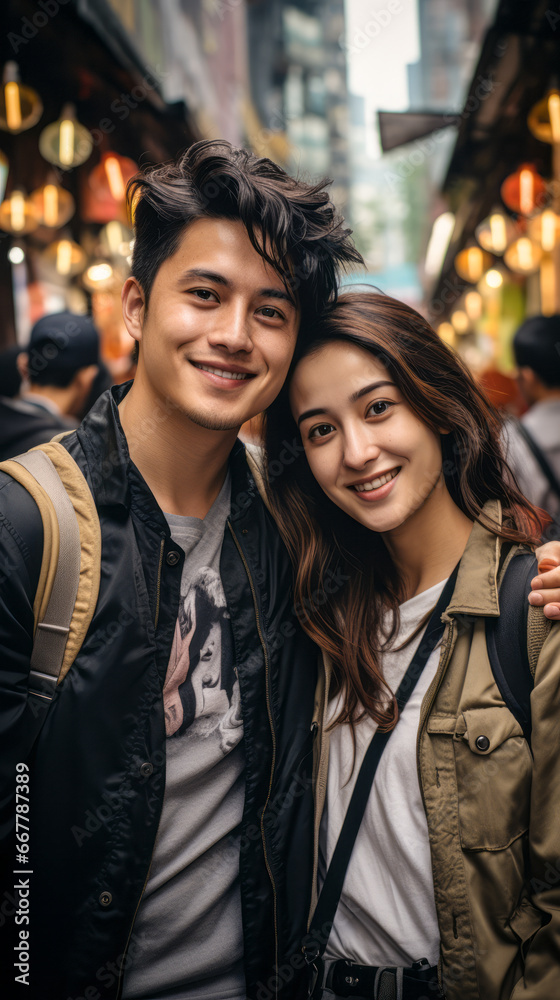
[16,352,29,381]
[122,276,146,346]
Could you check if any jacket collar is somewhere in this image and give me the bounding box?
[76,381,254,517]
[443,499,502,619]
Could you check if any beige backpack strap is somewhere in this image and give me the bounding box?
[6,450,81,699]
[1,441,101,699]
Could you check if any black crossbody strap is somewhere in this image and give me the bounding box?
[304,566,459,966]
[514,420,560,500]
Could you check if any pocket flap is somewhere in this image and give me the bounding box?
[461,706,524,755]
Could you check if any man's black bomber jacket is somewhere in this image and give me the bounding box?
[0,383,318,1000]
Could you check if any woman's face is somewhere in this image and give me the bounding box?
[290,341,446,536]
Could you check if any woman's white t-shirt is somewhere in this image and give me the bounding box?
[320,579,447,968]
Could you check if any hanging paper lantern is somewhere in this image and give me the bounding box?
[0,189,39,234]
[464,291,483,321]
[528,90,560,145]
[41,239,86,278]
[0,62,42,134]
[450,310,469,334]
[504,237,542,275]
[454,245,493,283]
[88,153,138,204]
[30,183,75,228]
[501,164,547,216]
[475,209,516,255]
[530,210,560,252]
[39,104,93,169]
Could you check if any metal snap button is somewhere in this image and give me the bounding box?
[99,891,112,907]
[166,550,180,566]
[475,735,490,751]
[140,762,153,777]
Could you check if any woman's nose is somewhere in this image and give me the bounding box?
[342,426,381,469]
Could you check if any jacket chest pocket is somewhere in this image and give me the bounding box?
[453,706,532,851]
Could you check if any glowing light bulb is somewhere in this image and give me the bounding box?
[106,220,123,254]
[104,156,125,201]
[549,92,560,144]
[467,247,482,282]
[485,269,503,289]
[519,169,534,215]
[43,184,59,227]
[87,262,113,283]
[8,245,24,264]
[4,82,21,131]
[58,118,75,167]
[541,210,557,252]
[10,190,25,231]
[465,291,482,321]
[517,238,533,270]
[56,239,73,275]
[451,310,469,333]
[489,214,507,253]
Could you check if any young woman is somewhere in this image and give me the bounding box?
[263,292,560,1000]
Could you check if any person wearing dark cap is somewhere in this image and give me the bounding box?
[505,314,560,522]
[0,311,99,461]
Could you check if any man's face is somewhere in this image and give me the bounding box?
[128,217,299,431]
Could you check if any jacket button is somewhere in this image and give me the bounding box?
[166,550,180,566]
[140,761,153,777]
[99,891,112,907]
[475,735,490,751]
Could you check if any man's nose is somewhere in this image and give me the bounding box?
[342,425,381,469]
[207,301,253,354]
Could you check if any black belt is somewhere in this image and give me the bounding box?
[327,958,443,999]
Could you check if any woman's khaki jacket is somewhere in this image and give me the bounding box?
[310,503,558,1000]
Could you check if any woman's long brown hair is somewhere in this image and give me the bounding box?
[264,292,540,732]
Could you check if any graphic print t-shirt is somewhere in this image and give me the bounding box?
[122,474,246,1000]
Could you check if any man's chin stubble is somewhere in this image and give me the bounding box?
[182,406,243,433]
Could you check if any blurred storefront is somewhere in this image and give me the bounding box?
[423,0,560,373]
[0,0,257,375]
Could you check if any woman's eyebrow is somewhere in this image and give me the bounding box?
[350,380,395,402]
[297,380,396,425]
[297,407,326,426]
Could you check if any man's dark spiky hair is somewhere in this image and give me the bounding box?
[127,139,363,322]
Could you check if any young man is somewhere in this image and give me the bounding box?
[0,141,559,1000]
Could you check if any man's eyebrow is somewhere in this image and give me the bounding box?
[179,268,296,307]
[297,381,396,426]
[179,268,231,286]
[260,287,296,307]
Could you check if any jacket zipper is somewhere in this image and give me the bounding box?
[153,537,165,630]
[227,520,279,993]
[116,536,165,997]
[115,854,155,1000]
[416,618,455,995]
